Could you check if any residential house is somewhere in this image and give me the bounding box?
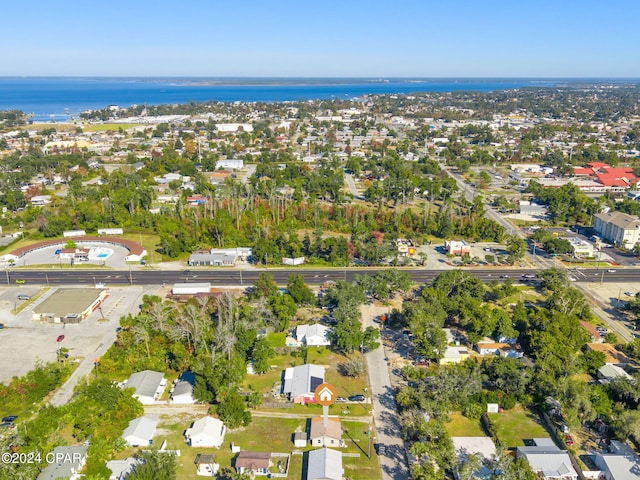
[185,417,226,448]
[306,447,343,480]
[296,324,331,347]
[452,436,497,480]
[235,451,272,476]
[30,195,52,206]
[170,372,197,404]
[195,454,219,477]
[440,346,470,365]
[310,417,345,448]
[516,442,578,480]
[282,364,326,403]
[107,458,142,480]
[580,321,603,343]
[123,370,166,405]
[37,445,88,480]
[476,342,522,359]
[122,416,158,447]
[597,365,632,384]
[476,342,510,356]
[593,440,640,480]
[216,159,244,170]
[594,211,640,250]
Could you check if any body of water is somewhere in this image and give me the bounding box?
[0,76,590,121]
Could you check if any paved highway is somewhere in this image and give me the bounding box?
[3,267,638,287]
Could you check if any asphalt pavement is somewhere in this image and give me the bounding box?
[363,312,409,480]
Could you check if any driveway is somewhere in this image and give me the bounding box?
[362,304,409,480]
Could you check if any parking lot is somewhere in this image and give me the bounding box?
[0,285,152,383]
[11,243,130,269]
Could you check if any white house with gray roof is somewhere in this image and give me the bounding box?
[593,440,640,480]
[296,324,331,346]
[516,442,578,480]
[122,415,158,446]
[37,445,88,480]
[123,370,166,405]
[283,364,325,403]
[306,447,343,480]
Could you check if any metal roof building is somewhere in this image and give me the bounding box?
[306,447,343,480]
[32,288,108,323]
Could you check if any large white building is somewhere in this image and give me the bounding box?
[594,211,640,249]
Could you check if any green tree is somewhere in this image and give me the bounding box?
[216,389,252,428]
[286,274,315,305]
[127,450,178,480]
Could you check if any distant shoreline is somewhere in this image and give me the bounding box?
[1,77,637,122]
[2,76,639,87]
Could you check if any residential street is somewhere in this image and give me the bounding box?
[363,304,409,480]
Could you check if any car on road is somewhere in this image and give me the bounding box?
[15,279,25,284]
[2,416,17,423]
[348,394,365,402]
[183,270,192,276]
[607,269,617,273]
[54,249,61,255]
[500,275,509,278]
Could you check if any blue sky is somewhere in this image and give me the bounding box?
[2,0,638,77]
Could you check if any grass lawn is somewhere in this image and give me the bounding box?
[245,347,369,414]
[489,405,549,447]
[137,414,379,480]
[446,413,485,437]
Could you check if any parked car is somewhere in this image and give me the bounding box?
[335,397,347,403]
[377,444,386,455]
[625,292,635,297]
[565,434,574,446]
[56,335,65,342]
[348,394,365,402]
[17,294,31,300]
[1,416,17,423]
[0,323,4,329]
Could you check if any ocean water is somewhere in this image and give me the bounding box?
[0,77,562,121]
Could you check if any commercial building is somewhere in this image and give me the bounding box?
[594,211,640,249]
[188,247,252,267]
[171,283,211,295]
[32,288,108,323]
[567,237,594,258]
[395,238,416,257]
[444,240,471,256]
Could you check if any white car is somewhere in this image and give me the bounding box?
[625,292,635,297]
